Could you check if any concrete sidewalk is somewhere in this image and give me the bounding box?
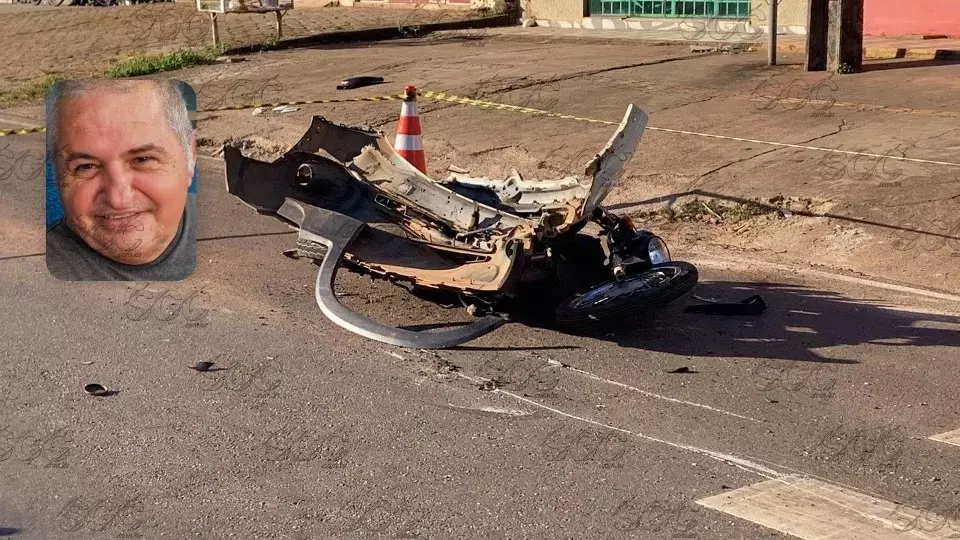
[484,26,960,60]
[0,3,495,84]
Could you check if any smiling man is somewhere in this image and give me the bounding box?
[45,79,197,281]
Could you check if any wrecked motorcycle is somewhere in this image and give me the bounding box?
[222,103,698,349]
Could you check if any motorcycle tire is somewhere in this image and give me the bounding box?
[555,261,698,326]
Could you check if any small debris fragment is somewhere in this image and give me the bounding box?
[336,76,384,90]
[252,107,264,116]
[278,106,299,114]
[668,366,698,374]
[83,383,111,397]
[767,399,779,404]
[447,164,470,174]
[81,361,94,365]
[189,361,215,372]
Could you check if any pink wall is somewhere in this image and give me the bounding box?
[865,0,960,37]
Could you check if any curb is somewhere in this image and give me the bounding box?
[222,14,513,55]
[773,42,960,60]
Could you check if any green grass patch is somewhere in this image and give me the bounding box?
[106,46,225,78]
[256,38,281,52]
[0,74,67,107]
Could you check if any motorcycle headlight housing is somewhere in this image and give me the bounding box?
[647,236,670,265]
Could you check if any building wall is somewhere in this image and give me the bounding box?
[865,0,960,36]
[751,0,807,29]
[754,0,960,37]
[514,0,960,37]
[520,0,582,20]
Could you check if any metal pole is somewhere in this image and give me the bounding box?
[210,12,220,49]
[768,0,778,65]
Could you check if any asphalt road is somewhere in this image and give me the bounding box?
[2,36,960,540]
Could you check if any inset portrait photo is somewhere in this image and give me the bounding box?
[45,78,198,281]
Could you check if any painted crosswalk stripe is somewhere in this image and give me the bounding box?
[696,474,959,539]
[929,429,960,448]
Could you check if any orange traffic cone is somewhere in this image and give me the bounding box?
[395,85,427,174]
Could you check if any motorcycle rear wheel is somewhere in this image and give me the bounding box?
[555,261,698,325]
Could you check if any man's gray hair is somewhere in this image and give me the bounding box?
[47,79,196,181]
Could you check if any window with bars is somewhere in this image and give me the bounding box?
[591,0,752,18]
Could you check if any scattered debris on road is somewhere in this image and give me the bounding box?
[83,383,113,397]
[189,361,216,372]
[337,76,385,90]
[685,294,767,316]
[223,95,699,348]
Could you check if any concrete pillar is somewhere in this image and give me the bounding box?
[826,0,864,73]
[805,0,829,71]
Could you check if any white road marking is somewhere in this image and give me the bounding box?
[455,371,958,539]
[696,474,959,540]
[447,404,533,416]
[929,429,960,448]
[545,359,764,424]
[454,371,781,478]
[647,126,960,168]
[381,350,406,360]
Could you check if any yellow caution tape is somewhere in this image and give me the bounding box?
[416,88,960,168]
[6,87,958,169]
[0,94,408,136]
[417,89,618,126]
[196,94,407,113]
[0,126,46,137]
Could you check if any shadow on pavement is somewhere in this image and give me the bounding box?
[514,279,960,364]
[862,57,960,72]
